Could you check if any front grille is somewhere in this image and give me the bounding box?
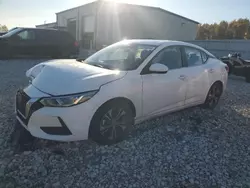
[17,111,28,125]
[16,90,44,126]
[16,90,30,117]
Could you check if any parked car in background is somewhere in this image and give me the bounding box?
[0,28,79,59]
[0,27,20,36]
[15,40,228,144]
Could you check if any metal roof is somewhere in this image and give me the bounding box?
[36,22,57,27]
[56,1,199,24]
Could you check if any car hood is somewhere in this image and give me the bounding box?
[26,59,127,95]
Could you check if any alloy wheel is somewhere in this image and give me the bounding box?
[207,84,221,108]
[100,108,128,141]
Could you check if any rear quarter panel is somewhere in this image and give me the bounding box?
[207,58,228,92]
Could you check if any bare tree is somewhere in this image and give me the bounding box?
[0,25,8,32]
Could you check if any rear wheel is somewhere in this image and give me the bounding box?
[203,82,223,109]
[89,100,134,145]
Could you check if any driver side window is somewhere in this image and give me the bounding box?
[17,30,35,40]
[151,46,182,70]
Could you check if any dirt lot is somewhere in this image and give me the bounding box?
[0,59,250,188]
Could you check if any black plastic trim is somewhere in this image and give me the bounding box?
[16,90,44,126]
[17,111,28,125]
[40,117,72,136]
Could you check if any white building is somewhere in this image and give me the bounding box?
[42,1,199,51]
[36,22,57,29]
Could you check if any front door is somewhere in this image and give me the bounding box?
[141,46,187,116]
[10,29,37,56]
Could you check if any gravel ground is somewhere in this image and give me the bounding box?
[0,59,250,188]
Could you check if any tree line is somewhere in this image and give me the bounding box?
[0,25,8,32]
[196,18,250,40]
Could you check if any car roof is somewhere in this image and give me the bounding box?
[17,27,60,32]
[121,39,215,57]
[122,39,196,47]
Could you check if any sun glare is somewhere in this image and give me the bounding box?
[104,0,145,5]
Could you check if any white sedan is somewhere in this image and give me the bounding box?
[15,40,228,144]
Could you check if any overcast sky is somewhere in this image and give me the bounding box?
[1,0,250,29]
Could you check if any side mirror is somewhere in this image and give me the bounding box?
[149,63,169,74]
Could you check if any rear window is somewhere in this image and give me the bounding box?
[184,47,203,67]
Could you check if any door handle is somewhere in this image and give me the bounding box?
[208,69,215,73]
[179,75,187,81]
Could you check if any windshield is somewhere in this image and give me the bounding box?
[84,42,157,70]
[1,28,22,38]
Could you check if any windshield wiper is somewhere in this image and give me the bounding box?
[91,64,104,68]
[76,59,113,70]
[76,58,85,62]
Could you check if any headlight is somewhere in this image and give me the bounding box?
[40,90,98,107]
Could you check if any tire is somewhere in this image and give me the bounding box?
[89,100,134,145]
[202,82,223,109]
[10,120,35,146]
[225,62,232,74]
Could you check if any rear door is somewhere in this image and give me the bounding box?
[58,31,77,56]
[35,30,49,56]
[35,30,58,57]
[181,46,210,106]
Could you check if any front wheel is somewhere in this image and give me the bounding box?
[89,100,134,145]
[202,82,223,109]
